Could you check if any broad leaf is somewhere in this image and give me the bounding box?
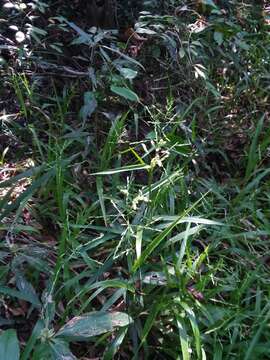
[50,339,77,360]
[214,31,223,45]
[56,311,133,341]
[0,329,20,360]
[0,285,41,308]
[15,273,41,308]
[110,86,139,102]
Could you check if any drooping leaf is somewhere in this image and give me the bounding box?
[64,20,92,45]
[0,329,20,360]
[110,86,139,102]
[79,91,97,121]
[15,273,41,308]
[194,64,206,79]
[56,311,133,341]
[50,339,77,360]
[0,285,41,308]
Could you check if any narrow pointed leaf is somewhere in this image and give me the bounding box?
[110,86,139,102]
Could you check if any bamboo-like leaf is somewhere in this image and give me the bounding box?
[176,318,190,360]
[110,86,139,102]
[92,164,151,176]
[56,312,133,341]
[103,327,128,360]
[0,329,20,360]
[245,114,264,182]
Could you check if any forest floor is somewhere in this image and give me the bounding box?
[1,1,270,359]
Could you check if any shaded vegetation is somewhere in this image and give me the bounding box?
[0,0,270,358]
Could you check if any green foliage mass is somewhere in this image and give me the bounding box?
[0,0,270,359]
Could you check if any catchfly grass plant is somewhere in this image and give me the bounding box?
[1,0,270,358]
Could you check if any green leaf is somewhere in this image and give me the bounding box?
[110,86,139,102]
[205,81,221,98]
[92,164,151,176]
[119,68,138,80]
[30,26,48,36]
[96,112,128,225]
[64,20,92,45]
[214,31,224,45]
[100,112,128,169]
[102,45,145,70]
[96,176,107,227]
[245,114,264,182]
[244,304,270,360]
[0,285,41,308]
[181,302,202,360]
[176,318,190,360]
[0,329,20,360]
[132,194,211,272]
[0,169,54,222]
[15,273,41,308]
[50,339,77,360]
[56,311,133,341]
[0,165,44,188]
[103,327,128,360]
[140,302,161,345]
[136,28,156,35]
[179,47,185,59]
[31,343,52,360]
[79,91,97,121]
[201,0,217,7]
[21,320,45,360]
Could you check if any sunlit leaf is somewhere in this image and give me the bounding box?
[119,67,138,80]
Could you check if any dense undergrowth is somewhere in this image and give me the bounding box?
[0,0,270,359]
